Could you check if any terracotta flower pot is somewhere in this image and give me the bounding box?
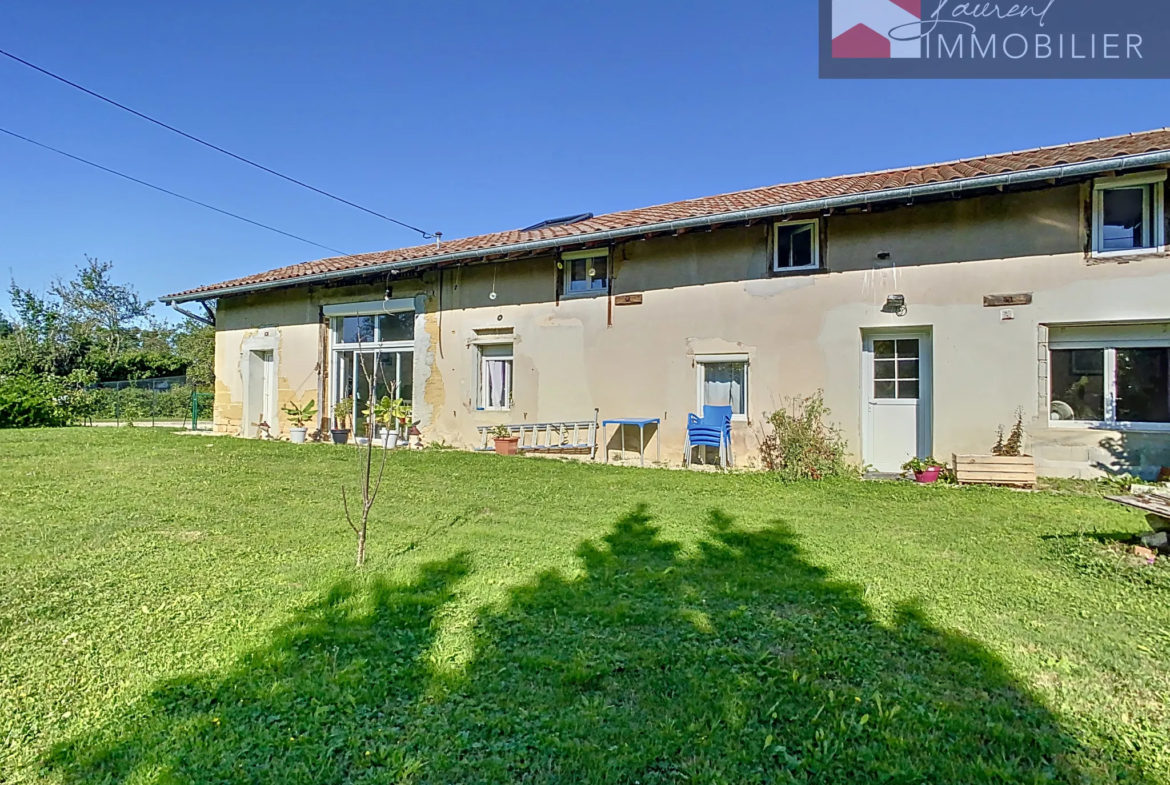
[493,436,520,456]
[914,466,941,484]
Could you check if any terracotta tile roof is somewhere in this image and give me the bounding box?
[166,127,1170,301]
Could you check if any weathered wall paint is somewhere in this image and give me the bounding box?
[213,281,426,437]
[210,187,1170,477]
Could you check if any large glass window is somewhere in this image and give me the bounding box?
[698,360,748,420]
[1049,349,1105,421]
[340,315,375,344]
[1050,340,1170,426]
[331,308,415,432]
[337,311,413,345]
[1117,348,1170,424]
[377,311,414,341]
[334,350,414,435]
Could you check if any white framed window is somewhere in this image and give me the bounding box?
[326,299,416,431]
[696,354,749,421]
[478,343,514,410]
[559,249,609,296]
[1092,171,1165,257]
[773,219,820,272]
[1049,324,1170,430]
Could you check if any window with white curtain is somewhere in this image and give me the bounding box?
[696,357,748,421]
[478,343,513,410]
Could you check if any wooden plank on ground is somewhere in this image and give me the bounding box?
[1107,494,1170,518]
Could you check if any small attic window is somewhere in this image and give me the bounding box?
[559,248,609,297]
[522,213,594,232]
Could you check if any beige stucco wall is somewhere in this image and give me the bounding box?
[211,184,1170,477]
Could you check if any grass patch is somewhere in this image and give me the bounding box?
[2,428,1169,783]
[1046,533,1170,592]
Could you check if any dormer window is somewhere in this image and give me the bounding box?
[773,220,820,272]
[1092,171,1165,257]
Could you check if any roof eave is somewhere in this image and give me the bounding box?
[162,150,1170,304]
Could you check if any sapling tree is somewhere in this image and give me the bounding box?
[340,340,391,568]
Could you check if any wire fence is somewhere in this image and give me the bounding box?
[85,375,214,429]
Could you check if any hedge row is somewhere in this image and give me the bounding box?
[86,385,209,422]
[0,374,213,428]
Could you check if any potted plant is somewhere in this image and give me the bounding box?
[282,399,317,444]
[903,456,945,484]
[953,408,1037,488]
[373,396,399,448]
[331,397,353,445]
[490,424,519,456]
[393,400,412,441]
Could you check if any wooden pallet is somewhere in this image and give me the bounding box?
[952,454,1037,488]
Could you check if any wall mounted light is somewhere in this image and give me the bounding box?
[882,294,907,316]
[876,251,891,260]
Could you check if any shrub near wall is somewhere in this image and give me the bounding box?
[759,391,854,480]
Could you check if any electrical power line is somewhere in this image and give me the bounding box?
[0,47,436,238]
[0,125,354,258]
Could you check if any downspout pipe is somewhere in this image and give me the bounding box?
[169,301,215,326]
[163,150,1170,305]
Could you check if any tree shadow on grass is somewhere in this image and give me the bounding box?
[46,556,470,783]
[48,508,1149,783]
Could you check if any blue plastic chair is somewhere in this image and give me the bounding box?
[684,405,733,468]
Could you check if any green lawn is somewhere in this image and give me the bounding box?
[2,428,1168,783]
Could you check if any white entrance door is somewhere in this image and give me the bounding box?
[863,333,931,472]
[260,350,275,430]
[245,349,277,438]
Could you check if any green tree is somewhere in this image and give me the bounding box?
[174,321,216,387]
[1,257,213,385]
[49,256,153,367]
[3,280,86,376]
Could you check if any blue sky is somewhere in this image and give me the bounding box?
[1,1,1166,318]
